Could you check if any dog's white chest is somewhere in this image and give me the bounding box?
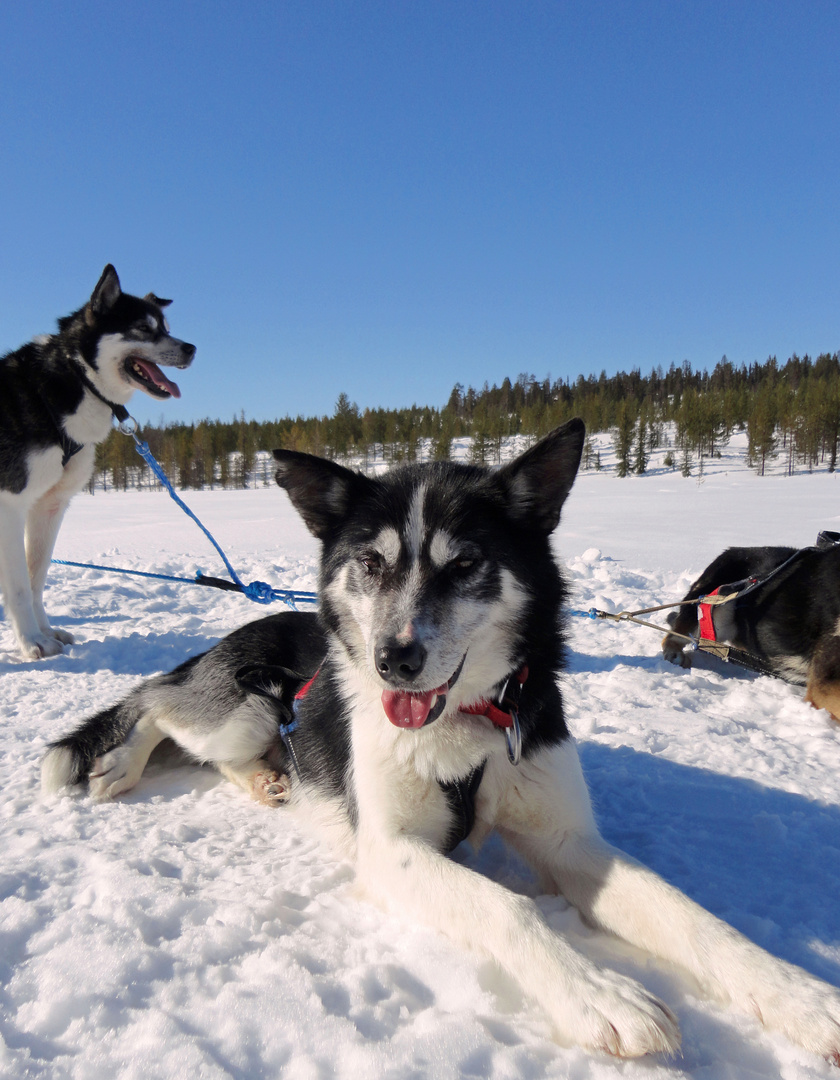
[63,393,113,447]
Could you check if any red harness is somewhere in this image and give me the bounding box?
[698,588,720,642]
[294,669,320,703]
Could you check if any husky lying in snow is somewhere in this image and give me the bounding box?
[43,421,840,1061]
[0,265,194,660]
[661,536,840,718]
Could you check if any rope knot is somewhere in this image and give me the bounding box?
[243,580,275,604]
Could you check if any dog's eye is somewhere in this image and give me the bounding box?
[132,320,155,339]
[360,553,383,576]
[449,554,478,575]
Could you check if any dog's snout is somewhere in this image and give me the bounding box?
[179,341,196,366]
[376,640,427,684]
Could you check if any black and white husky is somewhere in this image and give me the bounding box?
[0,265,194,660]
[42,421,840,1062]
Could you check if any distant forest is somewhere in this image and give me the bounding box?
[92,352,840,490]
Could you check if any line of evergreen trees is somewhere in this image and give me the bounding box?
[91,352,840,491]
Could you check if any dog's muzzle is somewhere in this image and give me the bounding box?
[379,654,466,729]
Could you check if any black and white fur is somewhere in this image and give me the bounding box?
[661,541,840,718]
[42,421,840,1061]
[0,265,195,660]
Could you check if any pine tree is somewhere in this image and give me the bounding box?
[432,410,455,461]
[612,400,636,477]
[470,400,492,464]
[633,410,648,474]
[746,385,778,476]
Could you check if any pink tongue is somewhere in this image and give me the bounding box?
[134,359,181,398]
[381,684,448,728]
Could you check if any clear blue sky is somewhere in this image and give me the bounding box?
[2,1,838,427]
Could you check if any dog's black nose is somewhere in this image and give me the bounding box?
[376,640,426,683]
[180,342,196,365]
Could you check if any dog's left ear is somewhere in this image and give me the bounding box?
[87,265,122,322]
[144,293,172,308]
[273,449,373,540]
[497,418,585,534]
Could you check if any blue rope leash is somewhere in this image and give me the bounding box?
[51,418,318,610]
[50,559,317,608]
[129,432,254,593]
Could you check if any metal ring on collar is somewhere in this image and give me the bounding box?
[504,708,522,766]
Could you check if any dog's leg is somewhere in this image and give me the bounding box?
[350,742,679,1058]
[90,706,288,803]
[354,825,680,1056]
[161,693,291,805]
[806,630,840,721]
[88,714,168,799]
[661,606,696,666]
[25,492,74,646]
[504,740,840,1062]
[551,835,840,1061]
[217,761,291,805]
[0,503,64,659]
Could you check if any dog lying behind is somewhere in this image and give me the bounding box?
[661,535,840,718]
[0,265,194,660]
[42,422,840,1061]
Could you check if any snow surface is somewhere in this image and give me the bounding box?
[2,432,840,1079]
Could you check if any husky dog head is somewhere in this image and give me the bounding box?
[59,264,196,405]
[274,420,585,733]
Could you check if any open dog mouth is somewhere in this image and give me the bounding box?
[124,356,181,399]
[381,654,466,729]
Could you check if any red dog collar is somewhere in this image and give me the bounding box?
[462,666,528,766]
[461,666,528,728]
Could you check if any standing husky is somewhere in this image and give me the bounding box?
[0,265,195,660]
[42,421,840,1061]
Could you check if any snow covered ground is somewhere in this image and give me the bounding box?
[2,431,840,1079]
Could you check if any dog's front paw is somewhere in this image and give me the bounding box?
[661,634,691,667]
[742,966,840,1065]
[19,631,66,660]
[551,968,681,1059]
[49,627,75,646]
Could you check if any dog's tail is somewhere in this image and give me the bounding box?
[41,697,142,794]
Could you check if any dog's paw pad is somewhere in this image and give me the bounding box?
[250,769,291,806]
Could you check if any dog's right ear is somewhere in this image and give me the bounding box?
[87,265,122,323]
[273,449,372,539]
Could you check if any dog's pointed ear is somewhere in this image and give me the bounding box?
[144,293,172,308]
[89,265,122,319]
[497,418,585,534]
[273,449,372,539]
[90,265,120,313]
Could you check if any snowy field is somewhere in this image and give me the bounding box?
[2,431,840,1079]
